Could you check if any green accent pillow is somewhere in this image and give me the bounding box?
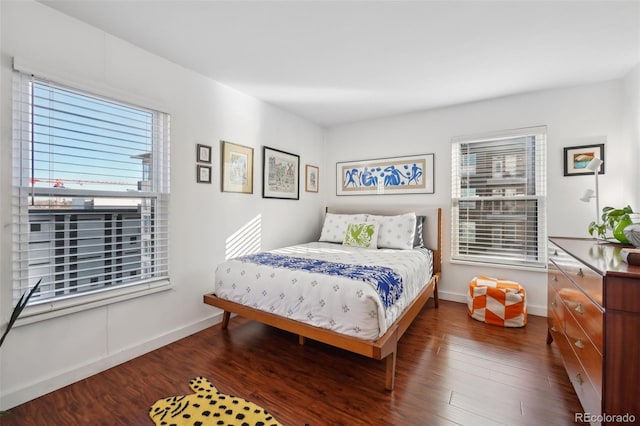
[319,213,369,243]
[343,222,380,249]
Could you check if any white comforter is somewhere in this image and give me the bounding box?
[214,242,433,340]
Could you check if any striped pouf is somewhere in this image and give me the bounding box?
[467,275,527,327]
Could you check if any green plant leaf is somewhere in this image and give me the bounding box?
[0,278,42,348]
[592,205,635,241]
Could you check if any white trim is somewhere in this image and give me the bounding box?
[437,290,547,317]
[449,258,547,273]
[15,280,172,327]
[12,57,170,115]
[0,312,223,410]
[29,187,163,199]
[451,125,548,144]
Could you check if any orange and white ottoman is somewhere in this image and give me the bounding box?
[467,275,527,327]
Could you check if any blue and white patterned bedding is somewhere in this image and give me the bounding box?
[214,242,433,340]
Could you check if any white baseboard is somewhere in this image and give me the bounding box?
[1,313,223,410]
[438,290,547,317]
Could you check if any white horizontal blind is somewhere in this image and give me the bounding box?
[12,71,170,306]
[451,126,547,268]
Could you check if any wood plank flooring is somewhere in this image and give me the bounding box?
[2,300,584,425]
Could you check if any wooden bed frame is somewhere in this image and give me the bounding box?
[203,205,442,390]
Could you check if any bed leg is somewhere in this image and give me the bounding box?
[433,283,439,308]
[299,335,305,345]
[384,351,397,391]
[221,311,230,329]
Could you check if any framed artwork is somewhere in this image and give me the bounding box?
[336,153,434,195]
[196,164,212,183]
[221,141,253,193]
[305,164,319,193]
[262,146,299,200]
[196,144,212,163]
[564,143,605,176]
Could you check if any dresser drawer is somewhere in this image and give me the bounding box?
[548,243,603,307]
[562,338,602,422]
[564,305,603,395]
[549,260,603,354]
[547,282,565,324]
[547,308,564,341]
[549,308,602,420]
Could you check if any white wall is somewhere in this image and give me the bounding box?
[0,1,325,409]
[325,78,636,316]
[622,64,640,204]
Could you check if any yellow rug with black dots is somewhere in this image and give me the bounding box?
[149,377,282,426]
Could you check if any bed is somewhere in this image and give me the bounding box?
[203,205,442,390]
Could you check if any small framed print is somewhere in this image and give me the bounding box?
[221,141,254,193]
[197,164,212,183]
[262,146,299,200]
[197,144,212,163]
[563,143,605,176]
[305,164,319,192]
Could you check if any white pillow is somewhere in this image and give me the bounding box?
[342,222,380,249]
[367,212,417,249]
[319,213,369,243]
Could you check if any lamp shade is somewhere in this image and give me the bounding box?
[586,157,603,172]
[580,189,595,202]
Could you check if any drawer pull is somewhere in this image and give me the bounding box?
[575,373,584,385]
[550,326,558,333]
[577,268,584,278]
[554,249,558,256]
[551,300,557,307]
[575,304,585,315]
[553,276,558,282]
[575,339,585,349]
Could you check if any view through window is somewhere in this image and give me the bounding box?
[451,127,547,268]
[12,73,170,306]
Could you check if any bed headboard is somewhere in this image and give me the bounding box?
[325,205,442,275]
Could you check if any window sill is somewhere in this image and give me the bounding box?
[450,258,548,273]
[14,279,172,327]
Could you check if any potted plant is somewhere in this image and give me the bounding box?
[588,205,636,243]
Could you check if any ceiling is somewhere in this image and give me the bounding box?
[40,1,640,128]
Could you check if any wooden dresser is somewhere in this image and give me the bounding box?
[547,237,640,424]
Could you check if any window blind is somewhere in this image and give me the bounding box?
[12,71,170,306]
[451,126,547,268]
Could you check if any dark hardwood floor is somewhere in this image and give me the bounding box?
[3,300,584,425]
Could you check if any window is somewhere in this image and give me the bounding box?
[12,71,170,311]
[451,126,546,268]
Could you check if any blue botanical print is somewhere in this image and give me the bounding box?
[238,253,403,308]
[343,162,424,190]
